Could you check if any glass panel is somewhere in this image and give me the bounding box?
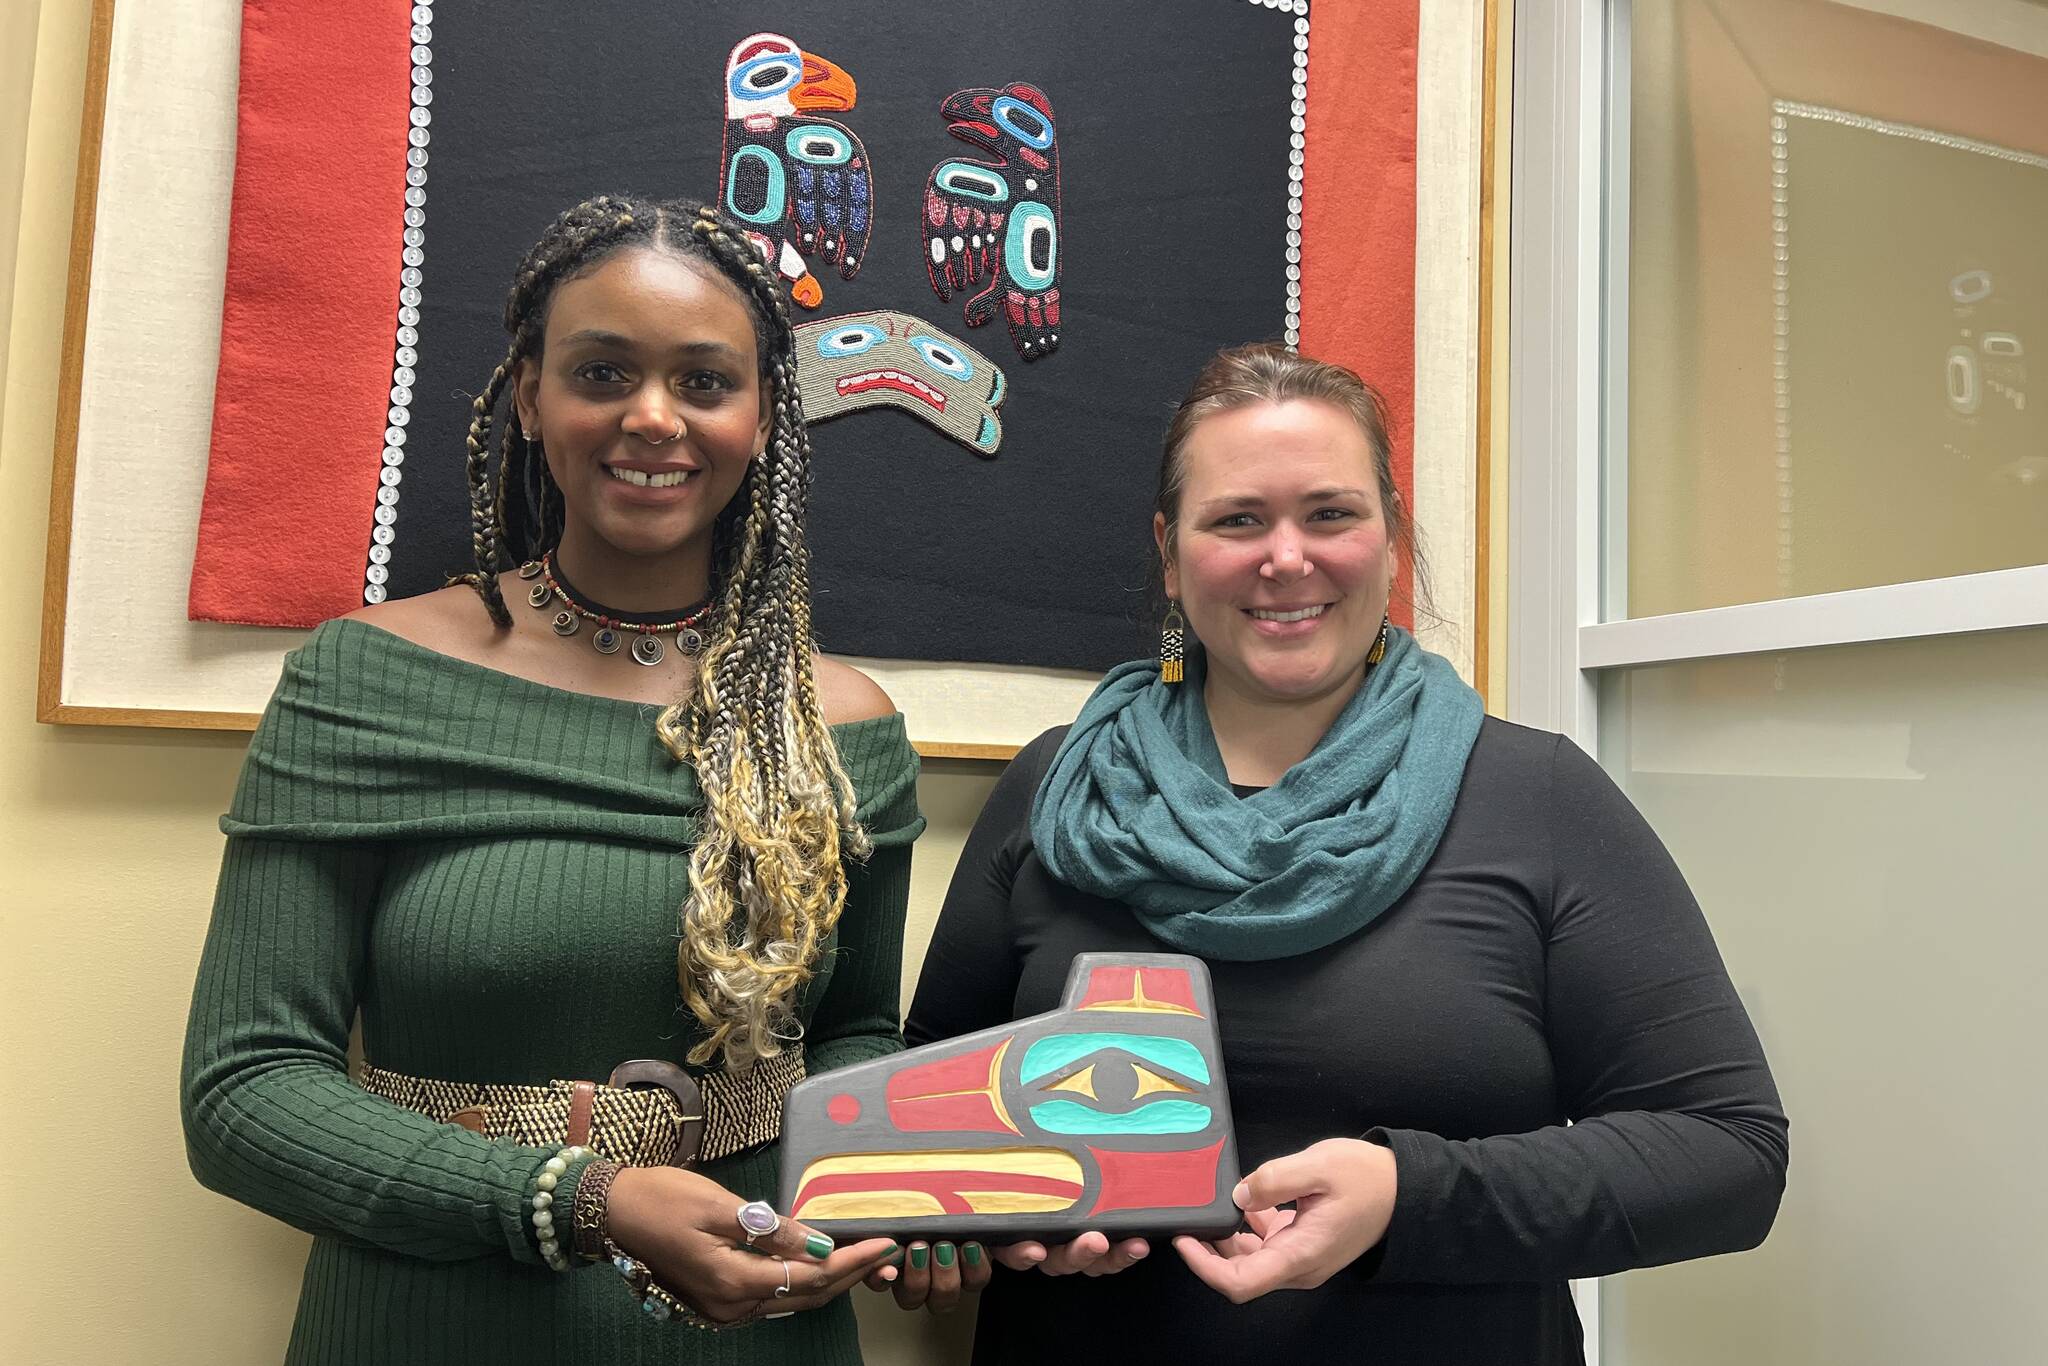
[1595,626,2048,1365]
[1623,1,2048,619]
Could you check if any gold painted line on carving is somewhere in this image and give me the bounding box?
[1131,1065,1195,1099]
[894,1038,1020,1135]
[797,1148,1083,1180]
[1079,975,1200,1016]
[1044,1063,1098,1100]
[798,1192,948,1220]
[987,1037,1020,1134]
[959,1191,1079,1214]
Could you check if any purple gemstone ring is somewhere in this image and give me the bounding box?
[737,1200,781,1245]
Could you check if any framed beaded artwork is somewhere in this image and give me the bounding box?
[777,953,1242,1241]
[40,0,1493,750]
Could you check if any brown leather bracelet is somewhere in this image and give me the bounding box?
[572,1158,624,1264]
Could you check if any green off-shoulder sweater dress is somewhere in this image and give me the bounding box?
[180,620,924,1366]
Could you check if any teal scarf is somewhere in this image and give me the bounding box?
[1030,627,1484,961]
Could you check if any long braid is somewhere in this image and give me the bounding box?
[457,353,518,625]
[470,194,866,1069]
[654,207,869,1067]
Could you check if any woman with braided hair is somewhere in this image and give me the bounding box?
[181,196,923,1363]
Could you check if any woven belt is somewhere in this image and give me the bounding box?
[357,1049,806,1167]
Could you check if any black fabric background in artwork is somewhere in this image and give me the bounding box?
[391,0,1292,669]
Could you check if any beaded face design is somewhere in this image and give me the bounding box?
[1159,399,1395,708]
[794,310,1008,456]
[513,247,770,569]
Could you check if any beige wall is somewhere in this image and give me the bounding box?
[0,0,41,426]
[0,6,992,1362]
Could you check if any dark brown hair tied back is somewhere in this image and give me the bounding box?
[1154,342,1430,617]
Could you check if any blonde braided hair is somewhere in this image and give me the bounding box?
[458,196,867,1069]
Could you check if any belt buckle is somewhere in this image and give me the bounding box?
[607,1059,706,1168]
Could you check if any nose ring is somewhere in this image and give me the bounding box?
[652,422,684,445]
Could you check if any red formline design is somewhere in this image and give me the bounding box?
[1087,1138,1228,1216]
[1076,965,1202,1015]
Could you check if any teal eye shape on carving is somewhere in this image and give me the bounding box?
[909,335,974,381]
[936,162,1009,204]
[1027,1099,1213,1135]
[1019,1034,1210,1086]
[816,323,886,357]
[787,126,853,165]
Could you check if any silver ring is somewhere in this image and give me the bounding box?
[737,1200,780,1245]
[652,422,684,444]
[773,1256,792,1298]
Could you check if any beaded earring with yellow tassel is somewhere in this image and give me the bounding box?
[1159,602,1188,684]
[1368,615,1390,666]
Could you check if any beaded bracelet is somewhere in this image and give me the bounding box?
[527,1145,591,1273]
[605,1238,725,1330]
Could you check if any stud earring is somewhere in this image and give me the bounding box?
[1159,602,1187,684]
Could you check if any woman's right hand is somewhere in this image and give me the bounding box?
[604,1166,898,1325]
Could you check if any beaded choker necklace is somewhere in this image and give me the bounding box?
[517,554,713,667]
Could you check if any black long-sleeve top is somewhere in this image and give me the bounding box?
[906,717,1788,1365]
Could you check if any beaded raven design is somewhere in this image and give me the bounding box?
[720,32,874,309]
[922,84,1062,361]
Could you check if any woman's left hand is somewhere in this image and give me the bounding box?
[1172,1138,1398,1303]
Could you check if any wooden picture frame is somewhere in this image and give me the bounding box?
[39,0,1499,755]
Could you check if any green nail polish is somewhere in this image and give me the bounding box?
[964,1242,983,1267]
[936,1242,956,1268]
[888,1248,905,1267]
[805,1233,834,1258]
[909,1244,929,1269]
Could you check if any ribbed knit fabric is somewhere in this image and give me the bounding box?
[181,620,924,1366]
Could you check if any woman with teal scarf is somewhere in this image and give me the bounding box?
[889,345,1787,1363]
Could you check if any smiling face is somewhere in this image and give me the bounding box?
[1156,399,1397,709]
[512,246,770,569]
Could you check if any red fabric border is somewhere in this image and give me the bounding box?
[190,0,413,625]
[1299,0,1421,627]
